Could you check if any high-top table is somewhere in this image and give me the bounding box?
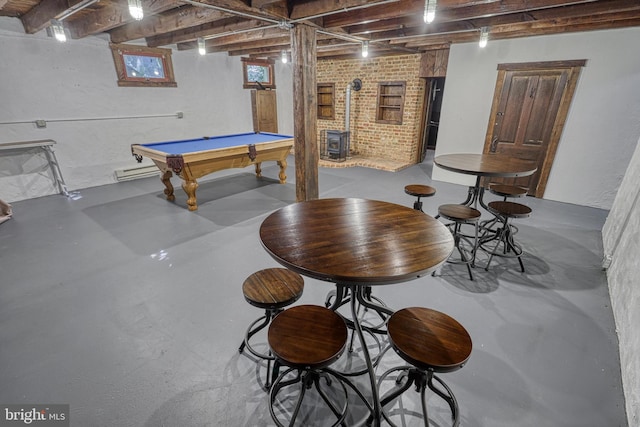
[434,153,537,209]
[259,197,454,425]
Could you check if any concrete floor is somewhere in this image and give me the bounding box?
[0,153,627,426]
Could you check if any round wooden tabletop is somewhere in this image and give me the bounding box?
[259,198,454,286]
[434,153,537,178]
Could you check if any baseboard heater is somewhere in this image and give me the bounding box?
[115,165,159,182]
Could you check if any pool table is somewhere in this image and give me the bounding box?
[131,132,294,211]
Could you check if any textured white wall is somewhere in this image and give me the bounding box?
[433,27,640,210]
[602,135,640,426]
[0,17,293,202]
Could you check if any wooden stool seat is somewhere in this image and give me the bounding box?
[483,201,532,272]
[436,204,481,280]
[239,268,304,389]
[388,308,472,372]
[268,305,369,427]
[242,268,304,309]
[404,184,437,211]
[437,204,481,222]
[378,307,472,426]
[487,201,532,218]
[269,305,347,369]
[488,184,528,199]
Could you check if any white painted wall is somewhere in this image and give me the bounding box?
[433,27,640,210]
[0,17,294,202]
[602,135,640,426]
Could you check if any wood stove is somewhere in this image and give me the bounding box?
[321,130,349,162]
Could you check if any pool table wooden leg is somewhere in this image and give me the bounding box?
[277,159,287,184]
[182,179,199,211]
[161,171,175,201]
[254,162,262,179]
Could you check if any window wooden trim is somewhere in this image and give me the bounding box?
[242,57,276,89]
[376,81,406,125]
[317,83,335,120]
[109,43,177,88]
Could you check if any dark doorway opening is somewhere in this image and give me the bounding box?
[419,77,445,162]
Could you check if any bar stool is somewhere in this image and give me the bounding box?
[488,183,528,201]
[377,307,472,427]
[435,204,481,280]
[268,305,370,427]
[239,268,304,388]
[482,184,528,234]
[404,184,437,212]
[482,201,532,272]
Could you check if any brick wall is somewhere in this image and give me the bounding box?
[317,54,425,164]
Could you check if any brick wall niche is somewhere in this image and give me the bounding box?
[317,54,425,164]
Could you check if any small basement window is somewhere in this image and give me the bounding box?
[242,58,276,89]
[376,81,406,125]
[110,43,177,88]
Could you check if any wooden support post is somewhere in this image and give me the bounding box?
[291,24,319,202]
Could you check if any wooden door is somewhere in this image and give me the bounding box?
[251,89,278,133]
[483,60,585,197]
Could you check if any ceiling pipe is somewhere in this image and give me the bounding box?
[288,0,400,24]
[57,0,101,21]
[200,24,281,41]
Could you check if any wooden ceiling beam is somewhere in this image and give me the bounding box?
[67,0,176,39]
[227,44,290,56]
[477,17,640,43]
[366,0,640,43]
[342,0,598,35]
[400,11,640,47]
[110,6,231,44]
[194,0,289,22]
[322,0,423,28]
[210,35,290,52]
[289,0,399,20]
[252,0,286,7]
[197,0,266,15]
[488,11,640,36]
[317,47,408,60]
[201,26,289,47]
[323,0,598,29]
[176,27,337,53]
[21,0,86,34]
[146,17,274,47]
[250,0,290,19]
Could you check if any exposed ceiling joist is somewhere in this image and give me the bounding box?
[1,0,638,60]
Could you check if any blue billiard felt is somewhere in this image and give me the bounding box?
[140,132,293,155]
